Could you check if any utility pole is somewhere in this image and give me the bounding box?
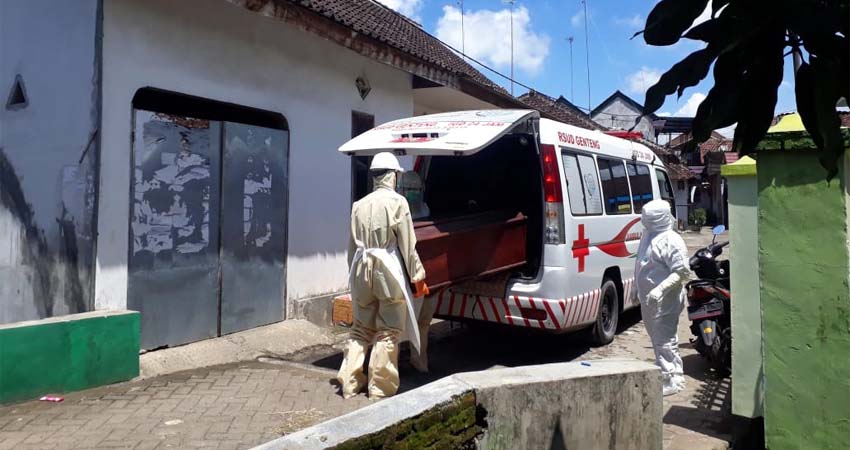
[457,0,465,59]
[503,0,516,95]
[567,36,574,102]
[582,0,591,113]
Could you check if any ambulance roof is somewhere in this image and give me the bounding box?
[338,110,664,166]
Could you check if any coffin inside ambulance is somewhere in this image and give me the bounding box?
[339,110,544,290]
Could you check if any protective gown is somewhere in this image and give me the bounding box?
[337,171,426,399]
[634,200,691,396]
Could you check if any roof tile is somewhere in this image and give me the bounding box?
[289,0,504,91]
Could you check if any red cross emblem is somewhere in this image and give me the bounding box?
[572,224,590,273]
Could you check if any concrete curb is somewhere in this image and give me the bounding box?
[254,359,662,450]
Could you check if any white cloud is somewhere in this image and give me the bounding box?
[570,9,584,28]
[674,92,707,117]
[614,14,643,28]
[658,111,672,117]
[625,67,662,95]
[436,6,551,75]
[381,0,423,21]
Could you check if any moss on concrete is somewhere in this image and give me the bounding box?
[331,392,484,450]
[758,152,850,449]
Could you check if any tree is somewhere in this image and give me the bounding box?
[636,0,849,178]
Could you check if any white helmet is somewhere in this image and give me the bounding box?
[370,152,405,172]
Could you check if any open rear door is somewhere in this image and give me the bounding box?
[339,110,539,156]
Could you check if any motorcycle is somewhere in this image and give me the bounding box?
[686,224,731,375]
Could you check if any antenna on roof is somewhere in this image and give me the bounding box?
[567,36,574,103]
[502,0,516,96]
[456,0,465,60]
[582,0,591,114]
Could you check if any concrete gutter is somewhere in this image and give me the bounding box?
[254,359,662,450]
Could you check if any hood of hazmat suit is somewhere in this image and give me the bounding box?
[634,200,691,396]
[338,161,426,399]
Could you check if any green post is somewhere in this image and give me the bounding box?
[757,145,850,449]
[721,156,762,419]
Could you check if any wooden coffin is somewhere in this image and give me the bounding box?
[414,211,527,290]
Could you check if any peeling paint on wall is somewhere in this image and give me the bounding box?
[131,116,213,260]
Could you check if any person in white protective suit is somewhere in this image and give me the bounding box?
[635,199,691,396]
[337,152,430,399]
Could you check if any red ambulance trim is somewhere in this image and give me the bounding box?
[435,278,637,330]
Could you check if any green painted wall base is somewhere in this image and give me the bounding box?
[758,152,850,449]
[0,310,140,404]
[725,170,762,418]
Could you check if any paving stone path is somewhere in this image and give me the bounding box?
[0,362,368,450]
[0,230,735,449]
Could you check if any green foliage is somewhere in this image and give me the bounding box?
[637,0,849,179]
[689,208,708,227]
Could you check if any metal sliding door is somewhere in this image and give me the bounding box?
[129,111,222,349]
[129,112,288,348]
[219,123,288,335]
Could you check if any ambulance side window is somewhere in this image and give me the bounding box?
[598,158,633,215]
[561,151,602,216]
[626,162,653,212]
[655,169,676,218]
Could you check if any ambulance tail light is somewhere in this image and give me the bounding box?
[541,144,565,245]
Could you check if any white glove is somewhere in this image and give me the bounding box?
[648,287,663,303]
[650,267,690,302]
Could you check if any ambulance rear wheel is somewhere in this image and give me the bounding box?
[589,279,619,346]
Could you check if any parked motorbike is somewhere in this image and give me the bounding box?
[686,225,731,374]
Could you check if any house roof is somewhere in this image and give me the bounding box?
[652,116,694,135]
[284,0,504,92]
[669,130,726,147]
[591,90,657,119]
[518,90,603,130]
[518,90,693,180]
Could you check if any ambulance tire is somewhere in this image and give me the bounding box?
[589,279,619,346]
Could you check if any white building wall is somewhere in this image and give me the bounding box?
[96,0,414,313]
[591,99,655,140]
[0,0,99,323]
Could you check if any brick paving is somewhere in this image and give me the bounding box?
[0,362,369,450]
[0,230,736,450]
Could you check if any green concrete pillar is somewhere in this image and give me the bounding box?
[757,150,850,449]
[721,156,762,419]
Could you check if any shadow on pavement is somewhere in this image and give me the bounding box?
[297,309,647,396]
[664,405,733,443]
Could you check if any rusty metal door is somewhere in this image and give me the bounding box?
[219,123,288,335]
[129,111,222,349]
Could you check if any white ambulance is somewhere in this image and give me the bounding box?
[339,110,675,345]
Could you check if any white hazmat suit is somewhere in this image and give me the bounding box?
[337,154,428,399]
[635,200,691,396]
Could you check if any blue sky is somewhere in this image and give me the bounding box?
[383,0,799,135]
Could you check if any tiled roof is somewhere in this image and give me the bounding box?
[518,90,692,180]
[725,152,740,164]
[591,90,658,119]
[517,91,603,130]
[668,130,726,147]
[289,0,505,92]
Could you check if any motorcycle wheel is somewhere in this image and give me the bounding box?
[710,325,731,377]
